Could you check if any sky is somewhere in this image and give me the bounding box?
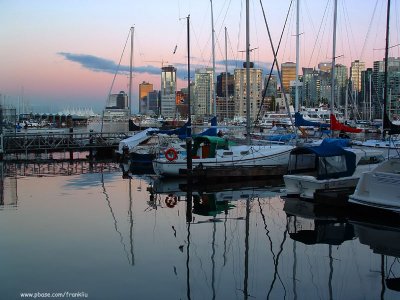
[1,0,399,114]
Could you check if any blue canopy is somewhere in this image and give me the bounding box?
[148,120,191,139]
[196,116,218,137]
[289,138,356,180]
[295,112,330,128]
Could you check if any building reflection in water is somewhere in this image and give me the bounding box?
[1,162,399,299]
[0,162,18,208]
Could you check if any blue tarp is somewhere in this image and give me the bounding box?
[148,120,191,139]
[196,116,218,137]
[289,138,356,180]
[295,112,330,128]
[266,133,297,142]
[294,138,352,156]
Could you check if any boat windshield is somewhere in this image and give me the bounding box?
[318,155,347,178]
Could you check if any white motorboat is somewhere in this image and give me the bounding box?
[152,135,294,177]
[284,139,384,201]
[348,158,400,213]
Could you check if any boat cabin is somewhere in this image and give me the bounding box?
[191,136,231,159]
[287,139,357,180]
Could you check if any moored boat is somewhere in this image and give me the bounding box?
[284,139,384,202]
[152,135,294,178]
[348,158,400,213]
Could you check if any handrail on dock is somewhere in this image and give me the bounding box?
[1,131,131,154]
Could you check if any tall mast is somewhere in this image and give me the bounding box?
[210,0,217,116]
[369,73,372,121]
[225,27,229,120]
[246,0,251,143]
[129,26,134,117]
[187,15,191,133]
[383,0,390,134]
[295,0,300,112]
[330,0,337,114]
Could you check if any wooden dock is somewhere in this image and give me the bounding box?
[0,130,130,160]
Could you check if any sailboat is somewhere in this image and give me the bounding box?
[152,0,295,178]
[348,0,400,213]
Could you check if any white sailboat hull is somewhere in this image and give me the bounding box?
[153,145,293,177]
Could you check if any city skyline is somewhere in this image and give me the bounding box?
[1,0,399,113]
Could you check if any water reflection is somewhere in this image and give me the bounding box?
[0,162,18,208]
[0,163,399,299]
[351,220,400,294]
[284,198,355,245]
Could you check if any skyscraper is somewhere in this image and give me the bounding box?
[335,64,348,107]
[234,62,263,121]
[139,81,153,114]
[281,62,296,94]
[350,60,366,92]
[160,65,177,118]
[194,68,213,116]
[216,72,234,98]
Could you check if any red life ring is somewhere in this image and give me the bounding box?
[165,194,178,208]
[165,148,178,161]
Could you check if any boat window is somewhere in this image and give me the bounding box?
[223,152,233,156]
[318,155,347,177]
[288,153,316,173]
[240,151,249,155]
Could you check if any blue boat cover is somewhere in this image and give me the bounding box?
[295,112,330,128]
[148,120,191,139]
[196,116,218,137]
[266,133,297,142]
[290,138,356,179]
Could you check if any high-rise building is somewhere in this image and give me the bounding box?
[194,68,214,116]
[335,64,348,107]
[372,57,400,118]
[160,65,177,118]
[103,91,129,120]
[281,62,296,93]
[360,68,373,119]
[350,60,366,92]
[302,68,325,107]
[139,81,153,115]
[234,62,263,121]
[216,72,234,98]
[106,91,128,109]
[264,74,277,98]
[147,90,159,115]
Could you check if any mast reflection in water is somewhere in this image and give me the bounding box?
[0,162,399,299]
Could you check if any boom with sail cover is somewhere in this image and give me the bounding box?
[330,114,362,133]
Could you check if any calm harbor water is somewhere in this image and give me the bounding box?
[1,162,399,299]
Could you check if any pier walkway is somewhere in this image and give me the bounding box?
[0,130,130,159]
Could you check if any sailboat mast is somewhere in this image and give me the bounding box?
[295,0,300,112]
[369,73,372,121]
[210,0,217,117]
[330,0,337,115]
[246,0,251,142]
[225,27,229,120]
[129,26,134,117]
[187,15,191,132]
[383,0,390,134]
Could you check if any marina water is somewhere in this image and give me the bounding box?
[0,161,399,299]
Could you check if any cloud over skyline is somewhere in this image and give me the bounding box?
[58,52,275,81]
